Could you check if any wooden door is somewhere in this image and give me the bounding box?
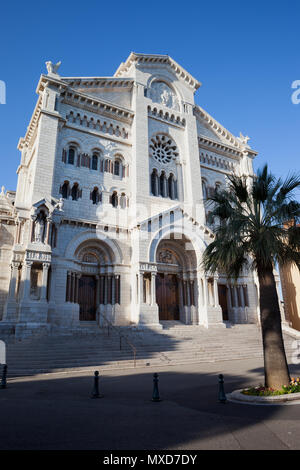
[218,284,229,321]
[78,275,97,321]
[156,273,180,321]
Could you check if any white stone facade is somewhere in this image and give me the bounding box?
[0,53,262,337]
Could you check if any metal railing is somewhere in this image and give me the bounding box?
[98,311,137,368]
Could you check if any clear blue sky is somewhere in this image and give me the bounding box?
[0,0,299,191]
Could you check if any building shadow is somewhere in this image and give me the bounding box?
[0,365,300,450]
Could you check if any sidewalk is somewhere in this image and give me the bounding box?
[1,358,300,450]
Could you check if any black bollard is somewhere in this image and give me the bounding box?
[1,365,7,389]
[91,371,103,399]
[218,374,227,403]
[152,373,161,402]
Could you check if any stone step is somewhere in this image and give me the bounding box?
[3,324,298,377]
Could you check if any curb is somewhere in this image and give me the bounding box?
[227,389,300,405]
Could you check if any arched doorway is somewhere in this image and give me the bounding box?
[73,240,120,322]
[155,234,198,323]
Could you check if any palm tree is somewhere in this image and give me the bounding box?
[202,165,300,389]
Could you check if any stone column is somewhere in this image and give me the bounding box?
[40,263,50,301]
[67,272,72,302]
[226,285,232,309]
[239,285,245,308]
[100,276,104,304]
[21,261,33,301]
[151,272,156,305]
[213,277,219,307]
[95,275,100,306]
[30,216,36,243]
[46,218,51,244]
[186,279,191,306]
[2,261,21,322]
[111,275,115,305]
[115,275,120,304]
[104,275,108,305]
[203,277,208,306]
[139,272,144,304]
[7,262,20,301]
[75,274,81,304]
[233,285,238,308]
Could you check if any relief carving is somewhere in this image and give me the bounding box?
[149,81,180,111]
[157,249,178,265]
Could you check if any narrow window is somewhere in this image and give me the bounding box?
[168,174,174,200]
[151,170,158,196]
[111,191,118,208]
[160,172,166,197]
[68,148,75,165]
[71,183,79,201]
[61,181,69,199]
[114,160,120,176]
[92,154,98,171]
[91,187,101,205]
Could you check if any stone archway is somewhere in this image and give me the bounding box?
[155,234,198,323]
[71,239,121,322]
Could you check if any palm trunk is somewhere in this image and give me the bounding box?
[257,266,290,389]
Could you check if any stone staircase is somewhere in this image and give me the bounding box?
[1,322,298,377]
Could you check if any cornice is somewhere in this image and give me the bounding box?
[198,135,244,160]
[18,95,43,150]
[115,53,201,92]
[61,89,134,124]
[61,77,134,90]
[194,105,258,157]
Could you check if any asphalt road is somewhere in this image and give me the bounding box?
[1,358,300,450]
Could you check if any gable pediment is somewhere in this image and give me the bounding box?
[115,53,201,92]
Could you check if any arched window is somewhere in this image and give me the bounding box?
[160,172,166,197]
[151,169,158,196]
[91,187,101,205]
[61,181,69,199]
[71,183,80,201]
[114,159,121,176]
[168,174,175,200]
[92,154,98,171]
[111,191,118,208]
[68,147,75,165]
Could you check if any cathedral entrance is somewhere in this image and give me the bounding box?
[218,284,229,321]
[155,234,198,323]
[156,273,180,321]
[78,275,97,321]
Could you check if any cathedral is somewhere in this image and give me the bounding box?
[0,53,262,338]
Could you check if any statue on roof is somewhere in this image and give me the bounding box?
[45,61,61,76]
[239,132,250,145]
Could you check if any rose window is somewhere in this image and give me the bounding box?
[149,134,178,164]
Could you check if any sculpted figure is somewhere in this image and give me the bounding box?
[45,61,61,75]
[53,198,64,212]
[34,213,46,243]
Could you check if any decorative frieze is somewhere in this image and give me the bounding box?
[199,151,236,172]
[26,251,51,262]
[65,110,130,140]
[139,262,158,272]
[148,105,185,128]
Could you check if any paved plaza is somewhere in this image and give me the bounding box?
[1,358,300,450]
